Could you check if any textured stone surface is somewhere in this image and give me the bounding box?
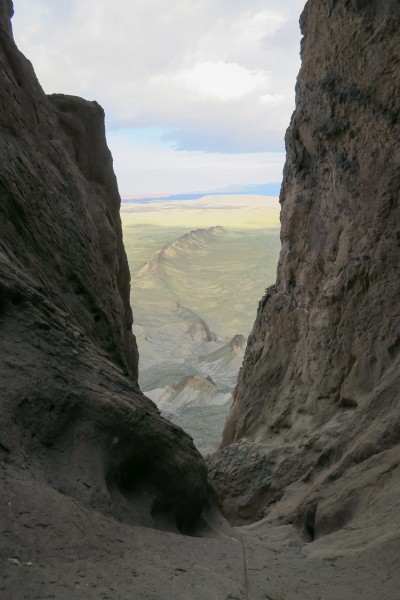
[2,1,400,597]
[0,0,207,537]
[210,0,400,530]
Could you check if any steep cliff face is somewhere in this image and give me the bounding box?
[0,0,207,538]
[2,1,400,597]
[209,0,400,530]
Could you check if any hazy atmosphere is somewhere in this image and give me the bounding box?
[12,0,304,195]
[122,195,281,452]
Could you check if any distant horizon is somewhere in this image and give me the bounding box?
[121,193,280,229]
[121,181,282,202]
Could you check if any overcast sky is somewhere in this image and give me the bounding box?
[12,0,305,196]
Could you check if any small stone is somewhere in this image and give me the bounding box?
[8,558,20,566]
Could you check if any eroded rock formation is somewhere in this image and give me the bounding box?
[0,0,207,538]
[2,0,400,596]
[209,0,400,532]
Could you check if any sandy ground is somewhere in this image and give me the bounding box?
[121,195,281,229]
[2,463,399,600]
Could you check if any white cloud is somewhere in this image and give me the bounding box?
[12,0,303,149]
[163,61,270,102]
[11,0,305,192]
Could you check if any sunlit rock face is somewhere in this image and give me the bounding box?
[0,0,207,537]
[209,0,400,530]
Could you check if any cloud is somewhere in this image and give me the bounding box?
[107,129,285,196]
[164,61,271,102]
[12,0,304,154]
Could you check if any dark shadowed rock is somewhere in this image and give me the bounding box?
[0,0,207,539]
[2,1,400,598]
[209,0,400,531]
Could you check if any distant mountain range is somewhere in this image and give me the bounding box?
[122,182,281,204]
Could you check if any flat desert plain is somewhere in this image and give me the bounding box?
[121,195,281,453]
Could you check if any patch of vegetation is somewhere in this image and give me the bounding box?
[264,284,277,296]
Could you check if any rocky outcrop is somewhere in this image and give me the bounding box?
[0,0,207,538]
[209,0,400,530]
[156,375,231,412]
[137,226,226,278]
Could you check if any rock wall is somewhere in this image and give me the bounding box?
[209,0,400,531]
[0,0,207,535]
